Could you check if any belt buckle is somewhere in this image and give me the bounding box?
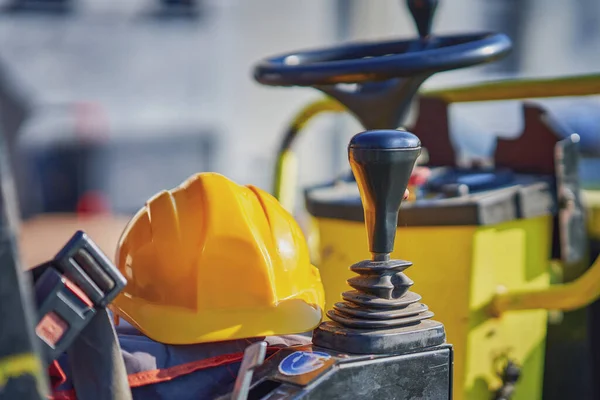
[33,231,127,362]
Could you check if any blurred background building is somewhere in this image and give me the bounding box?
[0,0,598,218]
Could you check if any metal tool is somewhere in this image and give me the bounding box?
[231,341,268,400]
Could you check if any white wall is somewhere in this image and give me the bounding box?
[1,0,599,210]
[214,0,337,190]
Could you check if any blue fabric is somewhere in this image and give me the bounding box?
[55,320,310,400]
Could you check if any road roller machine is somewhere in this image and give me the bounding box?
[2,1,600,399]
[253,0,600,399]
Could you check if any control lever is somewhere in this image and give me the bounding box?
[313,129,445,354]
[349,130,421,259]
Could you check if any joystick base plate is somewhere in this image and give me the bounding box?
[312,318,446,355]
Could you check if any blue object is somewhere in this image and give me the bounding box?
[349,129,421,150]
[253,33,512,87]
[427,168,515,193]
[278,351,332,376]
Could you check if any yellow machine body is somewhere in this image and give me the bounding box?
[584,190,600,242]
[272,74,600,399]
[315,215,551,400]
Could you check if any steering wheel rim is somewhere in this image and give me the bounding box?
[254,32,512,87]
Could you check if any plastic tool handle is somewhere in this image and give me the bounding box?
[349,130,421,259]
[406,0,439,39]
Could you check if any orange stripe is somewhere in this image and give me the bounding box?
[127,351,245,387]
[50,347,281,400]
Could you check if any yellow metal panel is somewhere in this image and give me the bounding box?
[466,217,550,400]
[316,218,474,399]
[314,215,552,400]
[583,189,600,240]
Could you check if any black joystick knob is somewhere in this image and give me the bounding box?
[312,129,445,355]
[406,0,438,39]
[349,130,421,260]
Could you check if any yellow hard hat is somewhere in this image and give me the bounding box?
[111,172,325,345]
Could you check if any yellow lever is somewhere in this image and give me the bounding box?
[422,73,600,103]
[273,98,345,212]
[490,254,600,316]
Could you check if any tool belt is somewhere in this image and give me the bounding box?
[31,231,310,400]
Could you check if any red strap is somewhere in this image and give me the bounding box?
[48,360,67,389]
[50,346,281,400]
[128,351,245,388]
[49,391,75,400]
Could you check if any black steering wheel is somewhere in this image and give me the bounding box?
[254,32,511,87]
[253,0,513,130]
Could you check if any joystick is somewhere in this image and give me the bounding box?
[312,129,445,354]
